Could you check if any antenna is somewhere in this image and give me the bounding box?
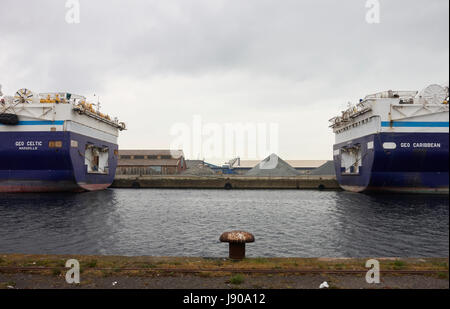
[93,94,101,112]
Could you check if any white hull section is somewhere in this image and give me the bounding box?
[65,121,118,144]
[0,103,120,144]
[334,105,449,145]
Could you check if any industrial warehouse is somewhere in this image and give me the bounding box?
[116,150,187,175]
[116,151,335,177]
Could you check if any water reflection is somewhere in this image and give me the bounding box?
[0,189,448,257]
[331,192,449,257]
[0,190,121,254]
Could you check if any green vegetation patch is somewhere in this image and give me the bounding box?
[393,260,406,269]
[247,258,269,264]
[230,274,245,285]
[85,260,98,268]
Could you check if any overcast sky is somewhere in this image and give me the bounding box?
[1,0,448,163]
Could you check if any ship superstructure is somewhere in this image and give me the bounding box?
[0,85,125,192]
[329,84,449,194]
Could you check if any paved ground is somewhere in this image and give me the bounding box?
[1,273,448,289]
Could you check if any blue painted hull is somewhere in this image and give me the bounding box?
[333,132,449,194]
[0,131,118,192]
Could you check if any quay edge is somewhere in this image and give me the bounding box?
[111,175,340,190]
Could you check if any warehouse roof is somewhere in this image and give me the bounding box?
[119,149,184,158]
[117,158,181,167]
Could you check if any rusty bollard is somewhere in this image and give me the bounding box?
[220,231,255,260]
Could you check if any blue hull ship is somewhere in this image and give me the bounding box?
[0,87,125,192]
[330,84,449,194]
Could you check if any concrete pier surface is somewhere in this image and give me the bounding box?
[0,254,448,289]
[112,175,340,190]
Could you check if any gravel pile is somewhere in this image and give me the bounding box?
[310,160,336,176]
[181,164,216,176]
[245,154,300,177]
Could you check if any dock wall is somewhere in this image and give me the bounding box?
[111,175,340,190]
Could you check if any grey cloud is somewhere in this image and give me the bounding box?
[1,0,448,91]
[0,0,448,159]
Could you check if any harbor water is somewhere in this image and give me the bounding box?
[0,189,448,257]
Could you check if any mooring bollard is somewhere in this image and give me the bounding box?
[219,231,255,260]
